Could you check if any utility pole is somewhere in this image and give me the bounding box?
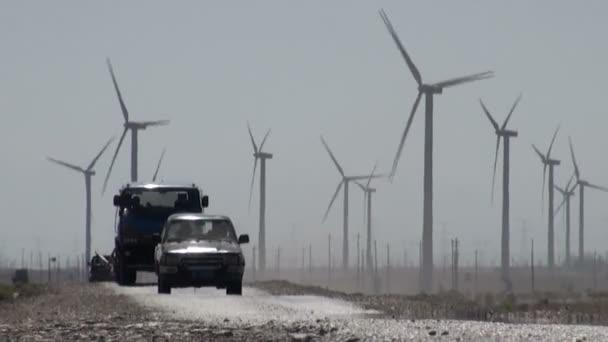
[356,233,360,287]
[531,239,535,293]
[276,247,281,277]
[328,233,331,288]
[474,249,479,297]
[308,244,312,277]
[374,239,379,294]
[386,243,390,293]
[252,246,256,282]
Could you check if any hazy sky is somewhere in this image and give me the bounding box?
[1,1,607,267]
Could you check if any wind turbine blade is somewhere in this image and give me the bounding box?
[87,136,115,170]
[47,157,84,173]
[501,93,522,130]
[532,144,546,163]
[569,182,578,196]
[323,180,344,222]
[102,127,128,195]
[554,185,566,196]
[390,91,422,181]
[568,137,580,181]
[152,147,166,182]
[259,128,271,152]
[491,135,500,204]
[379,9,422,85]
[553,196,567,218]
[566,172,576,192]
[106,58,129,122]
[350,174,386,180]
[320,135,345,177]
[586,183,608,193]
[139,120,170,128]
[248,158,258,212]
[479,99,499,131]
[354,181,367,192]
[431,71,494,89]
[546,124,560,160]
[366,162,378,188]
[247,121,258,154]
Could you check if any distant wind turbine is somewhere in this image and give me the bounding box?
[379,8,494,291]
[480,94,521,292]
[247,122,272,272]
[47,136,114,264]
[532,126,560,269]
[102,58,170,193]
[554,174,577,266]
[568,137,608,265]
[321,136,382,270]
[152,147,166,182]
[354,163,380,271]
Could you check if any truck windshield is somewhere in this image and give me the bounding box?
[125,188,200,212]
[164,219,237,243]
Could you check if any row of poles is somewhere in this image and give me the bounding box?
[247,235,605,294]
[0,249,89,285]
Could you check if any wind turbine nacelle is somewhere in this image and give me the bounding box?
[503,130,518,137]
[419,84,442,94]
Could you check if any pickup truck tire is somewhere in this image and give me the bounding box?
[157,274,171,294]
[226,281,242,295]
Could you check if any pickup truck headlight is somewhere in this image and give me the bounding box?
[161,253,180,265]
[224,253,244,265]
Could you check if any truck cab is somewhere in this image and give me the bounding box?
[112,182,209,285]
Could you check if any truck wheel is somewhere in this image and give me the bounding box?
[124,269,136,286]
[158,275,171,294]
[226,282,242,295]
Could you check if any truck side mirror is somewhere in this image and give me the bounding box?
[238,234,249,244]
[113,195,121,206]
[201,195,209,208]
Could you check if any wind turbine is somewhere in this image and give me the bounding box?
[152,147,166,182]
[102,58,170,193]
[568,137,608,265]
[47,136,114,264]
[247,122,272,272]
[321,136,382,270]
[554,174,577,266]
[379,9,494,291]
[480,94,521,291]
[532,126,560,269]
[354,163,379,271]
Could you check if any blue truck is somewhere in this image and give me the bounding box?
[111,182,209,285]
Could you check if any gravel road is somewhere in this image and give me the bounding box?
[2,281,608,341]
[111,282,608,341]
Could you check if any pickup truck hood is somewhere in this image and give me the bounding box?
[162,240,241,254]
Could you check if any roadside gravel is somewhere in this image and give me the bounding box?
[0,283,318,341]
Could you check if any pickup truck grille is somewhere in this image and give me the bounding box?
[181,254,224,267]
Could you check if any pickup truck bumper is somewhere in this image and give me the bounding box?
[159,264,244,287]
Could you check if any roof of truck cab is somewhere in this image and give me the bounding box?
[166,213,231,221]
[120,182,199,190]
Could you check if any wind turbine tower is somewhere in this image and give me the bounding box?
[532,126,560,269]
[568,137,608,265]
[47,137,113,263]
[480,94,521,291]
[102,58,170,193]
[379,9,494,291]
[554,176,576,267]
[321,136,382,270]
[247,122,272,271]
[355,163,380,271]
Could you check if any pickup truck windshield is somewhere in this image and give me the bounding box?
[164,219,237,243]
